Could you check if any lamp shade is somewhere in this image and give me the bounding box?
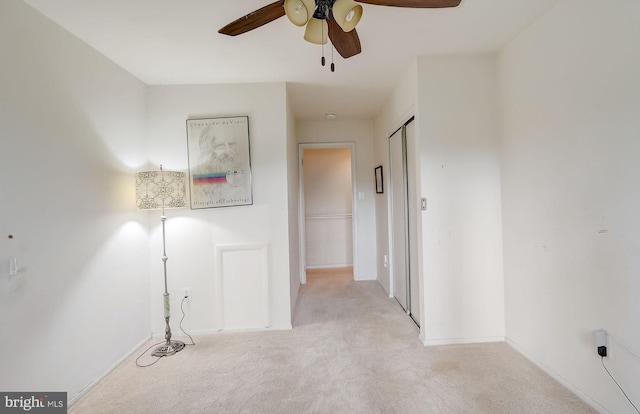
[284,0,315,26]
[304,17,328,45]
[135,170,187,210]
[332,0,362,32]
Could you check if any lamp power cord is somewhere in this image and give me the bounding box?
[600,356,639,414]
[179,294,196,346]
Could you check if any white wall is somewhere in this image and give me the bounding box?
[373,56,505,345]
[297,120,377,280]
[417,55,505,345]
[146,83,293,333]
[499,1,640,412]
[303,148,353,268]
[0,0,149,401]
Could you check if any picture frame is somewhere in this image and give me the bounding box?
[186,116,253,209]
[375,165,384,194]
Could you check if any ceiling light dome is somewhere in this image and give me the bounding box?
[304,17,328,45]
[332,0,363,32]
[284,0,316,26]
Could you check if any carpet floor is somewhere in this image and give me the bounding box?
[69,268,595,413]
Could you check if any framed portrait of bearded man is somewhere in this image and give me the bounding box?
[186,116,253,209]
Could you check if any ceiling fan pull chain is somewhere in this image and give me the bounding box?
[331,42,335,72]
[321,19,326,67]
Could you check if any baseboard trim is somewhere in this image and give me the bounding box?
[505,338,610,414]
[305,264,353,270]
[68,335,152,407]
[421,335,505,346]
[158,324,294,338]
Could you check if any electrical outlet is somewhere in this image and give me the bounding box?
[183,287,191,299]
[594,329,608,357]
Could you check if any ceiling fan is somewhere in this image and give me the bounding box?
[219,0,461,70]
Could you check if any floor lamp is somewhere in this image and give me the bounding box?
[135,165,187,357]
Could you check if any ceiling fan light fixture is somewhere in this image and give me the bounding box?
[304,17,329,45]
[332,0,363,32]
[284,0,315,26]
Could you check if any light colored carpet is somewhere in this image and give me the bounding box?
[70,269,595,413]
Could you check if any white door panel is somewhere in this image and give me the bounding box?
[389,129,408,312]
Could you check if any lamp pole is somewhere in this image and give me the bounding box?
[151,166,185,357]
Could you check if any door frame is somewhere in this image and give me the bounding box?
[298,142,358,284]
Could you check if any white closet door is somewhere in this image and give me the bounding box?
[390,128,409,312]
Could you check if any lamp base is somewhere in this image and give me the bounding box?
[151,340,185,357]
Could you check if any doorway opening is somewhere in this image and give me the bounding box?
[298,143,357,284]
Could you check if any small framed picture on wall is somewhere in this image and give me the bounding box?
[375,166,383,194]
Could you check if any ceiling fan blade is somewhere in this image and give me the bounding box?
[219,1,285,36]
[327,19,362,59]
[355,0,461,7]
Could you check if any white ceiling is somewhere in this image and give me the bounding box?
[23,0,561,119]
